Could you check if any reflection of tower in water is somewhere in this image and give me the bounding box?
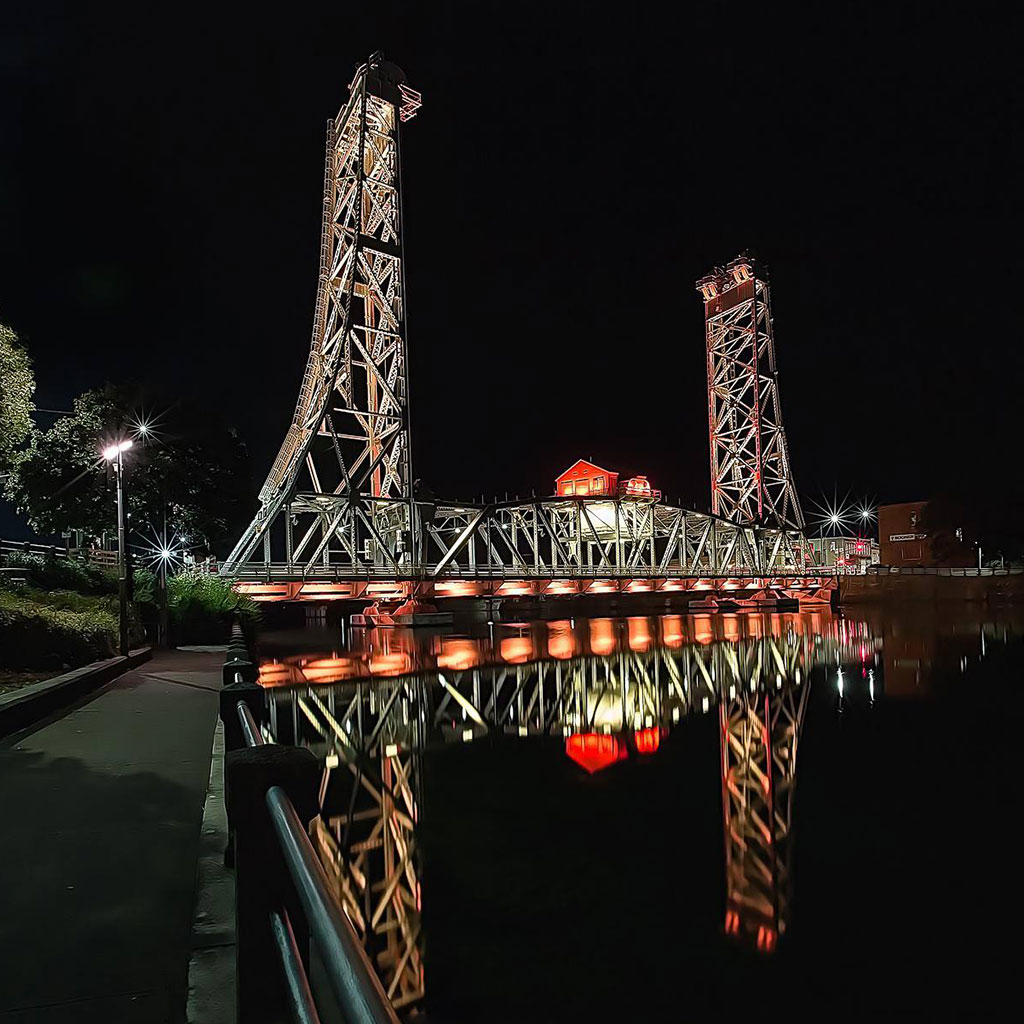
[305,678,427,1010]
[718,644,810,953]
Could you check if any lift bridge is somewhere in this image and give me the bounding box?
[221,54,833,609]
[256,614,878,1004]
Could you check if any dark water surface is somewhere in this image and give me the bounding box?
[259,606,1024,1020]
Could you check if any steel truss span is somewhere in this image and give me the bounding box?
[698,256,804,532]
[230,494,831,604]
[225,53,419,576]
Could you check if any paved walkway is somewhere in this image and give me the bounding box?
[0,649,224,1023]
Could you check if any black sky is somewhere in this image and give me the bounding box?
[2,3,1022,539]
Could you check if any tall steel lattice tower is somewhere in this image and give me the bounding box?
[697,257,804,532]
[224,54,423,574]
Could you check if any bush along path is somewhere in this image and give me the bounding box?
[0,553,259,682]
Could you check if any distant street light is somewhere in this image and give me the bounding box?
[102,438,134,655]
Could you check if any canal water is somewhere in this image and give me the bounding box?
[258,606,1024,1020]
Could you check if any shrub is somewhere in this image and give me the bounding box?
[0,588,118,670]
[167,570,259,645]
[0,552,117,595]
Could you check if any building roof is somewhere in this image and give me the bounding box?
[555,458,616,482]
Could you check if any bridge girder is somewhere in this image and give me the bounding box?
[225,494,812,584]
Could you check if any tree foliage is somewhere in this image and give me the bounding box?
[0,322,36,472]
[4,384,253,555]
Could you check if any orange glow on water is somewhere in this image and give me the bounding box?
[500,636,533,664]
[367,652,412,675]
[661,615,684,647]
[628,617,653,652]
[436,638,481,672]
[547,621,577,660]
[694,615,714,645]
[589,619,617,655]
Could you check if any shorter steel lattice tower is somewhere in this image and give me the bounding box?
[698,257,804,532]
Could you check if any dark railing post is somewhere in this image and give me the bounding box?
[220,620,265,866]
[226,744,320,1024]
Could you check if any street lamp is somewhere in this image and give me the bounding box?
[102,438,134,656]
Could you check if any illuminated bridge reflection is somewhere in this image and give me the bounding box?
[258,613,881,1010]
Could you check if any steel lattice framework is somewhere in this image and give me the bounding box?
[225,53,421,576]
[304,680,426,1009]
[223,66,825,600]
[698,256,804,531]
[232,494,826,604]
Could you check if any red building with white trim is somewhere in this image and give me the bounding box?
[555,459,618,497]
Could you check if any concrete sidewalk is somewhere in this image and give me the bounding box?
[0,648,224,1023]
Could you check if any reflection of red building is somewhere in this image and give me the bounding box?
[555,459,618,497]
[565,733,627,773]
[634,727,662,755]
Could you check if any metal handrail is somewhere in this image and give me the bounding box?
[0,538,69,559]
[238,700,265,747]
[266,785,400,1024]
[270,910,321,1024]
[232,691,398,1023]
[865,565,1023,577]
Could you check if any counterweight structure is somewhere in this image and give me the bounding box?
[698,258,804,532]
[224,54,422,575]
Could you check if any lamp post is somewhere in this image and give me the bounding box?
[157,548,170,647]
[103,438,134,656]
[158,505,171,648]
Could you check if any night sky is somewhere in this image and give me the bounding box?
[2,4,1021,540]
